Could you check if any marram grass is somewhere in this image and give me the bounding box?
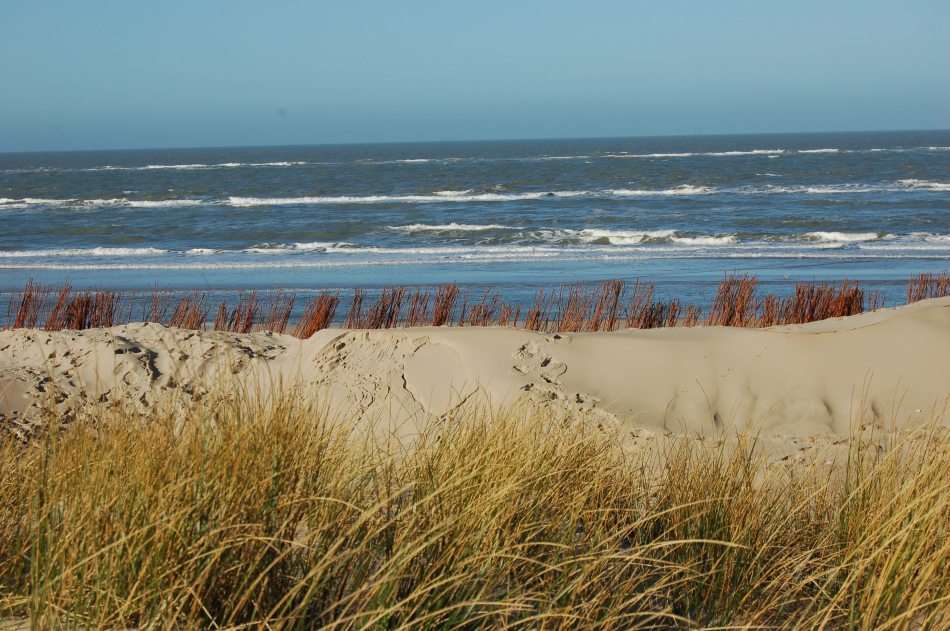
[0,395,947,629]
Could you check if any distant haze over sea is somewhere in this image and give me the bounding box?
[2,130,948,309]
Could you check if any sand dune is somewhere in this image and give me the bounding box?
[2,297,948,453]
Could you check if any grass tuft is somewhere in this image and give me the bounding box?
[0,396,946,628]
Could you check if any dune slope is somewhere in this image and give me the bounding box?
[1,297,947,449]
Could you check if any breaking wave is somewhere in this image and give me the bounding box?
[4,231,946,263]
[226,191,589,206]
[0,247,168,258]
[2,179,946,212]
[608,185,715,196]
[389,223,521,233]
[803,232,888,243]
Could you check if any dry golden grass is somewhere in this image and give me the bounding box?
[0,394,946,629]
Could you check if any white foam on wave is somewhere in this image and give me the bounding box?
[6,249,947,272]
[0,197,65,208]
[84,198,205,208]
[908,232,950,243]
[0,197,206,209]
[609,185,715,196]
[138,164,213,170]
[239,244,570,259]
[5,231,944,263]
[365,158,453,165]
[570,229,676,244]
[432,190,474,196]
[606,149,787,158]
[86,161,309,172]
[0,247,167,258]
[799,185,881,194]
[897,179,950,191]
[798,148,840,154]
[536,228,737,246]
[389,223,520,233]
[127,199,205,208]
[3,179,943,214]
[603,152,698,158]
[671,235,739,245]
[227,191,589,206]
[243,242,359,253]
[745,183,901,195]
[707,149,786,157]
[804,231,885,243]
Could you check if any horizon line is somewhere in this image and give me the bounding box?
[2,127,949,156]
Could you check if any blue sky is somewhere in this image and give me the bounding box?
[1,0,948,151]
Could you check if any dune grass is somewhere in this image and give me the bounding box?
[0,395,946,629]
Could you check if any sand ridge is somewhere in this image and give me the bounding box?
[1,297,948,450]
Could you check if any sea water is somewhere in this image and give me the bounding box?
[1,130,948,311]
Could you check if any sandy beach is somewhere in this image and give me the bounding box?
[4,296,947,456]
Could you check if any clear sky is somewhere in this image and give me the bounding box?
[1,0,948,152]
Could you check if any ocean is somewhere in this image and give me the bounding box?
[2,130,948,312]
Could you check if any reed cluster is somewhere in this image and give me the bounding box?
[4,271,948,335]
[0,396,946,628]
[707,276,871,327]
[908,271,950,303]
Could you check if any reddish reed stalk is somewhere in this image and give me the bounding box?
[587,280,624,332]
[523,287,554,331]
[456,290,469,327]
[467,289,498,326]
[557,284,594,333]
[57,289,122,330]
[639,302,668,329]
[9,273,938,335]
[293,292,340,338]
[359,287,406,329]
[431,284,459,327]
[706,274,758,327]
[9,280,51,329]
[404,290,430,327]
[145,288,173,323]
[262,289,295,333]
[496,302,521,327]
[683,304,701,327]
[780,281,863,324]
[169,291,210,330]
[907,271,950,303]
[229,291,261,333]
[213,302,229,331]
[664,300,681,328]
[346,290,365,328]
[44,284,74,331]
[865,290,886,312]
[625,280,656,329]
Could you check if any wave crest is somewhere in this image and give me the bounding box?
[389,223,520,233]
